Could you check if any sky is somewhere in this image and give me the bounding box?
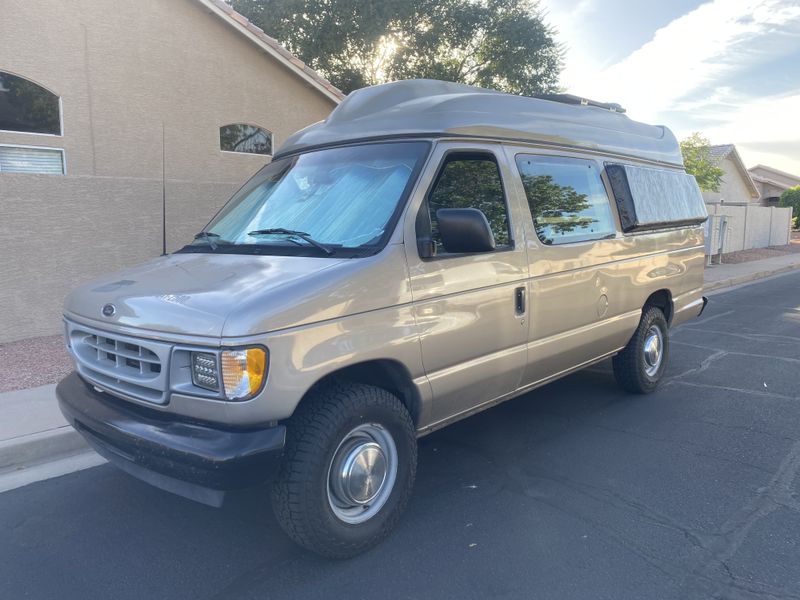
[539,0,800,175]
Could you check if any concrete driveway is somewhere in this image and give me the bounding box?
[2,271,799,600]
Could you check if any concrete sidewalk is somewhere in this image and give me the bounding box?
[703,252,800,292]
[2,250,800,492]
[0,384,105,492]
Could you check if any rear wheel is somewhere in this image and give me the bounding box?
[271,382,416,558]
[612,306,669,394]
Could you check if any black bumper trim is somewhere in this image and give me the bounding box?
[57,372,286,504]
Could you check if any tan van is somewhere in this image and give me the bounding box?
[57,80,708,557]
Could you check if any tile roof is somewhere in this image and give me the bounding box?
[707,144,759,198]
[708,144,734,163]
[195,0,344,103]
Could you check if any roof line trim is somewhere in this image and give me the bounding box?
[749,164,800,183]
[192,0,344,104]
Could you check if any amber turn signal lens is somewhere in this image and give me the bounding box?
[220,347,267,401]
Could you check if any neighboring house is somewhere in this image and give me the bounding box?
[748,164,800,206]
[701,145,793,254]
[0,0,343,342]
[701,144,759,205]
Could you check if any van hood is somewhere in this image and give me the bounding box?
[64,253,344,338]
[64,250,406,339]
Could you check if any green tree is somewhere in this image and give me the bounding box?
[679,133,724,193]
[780,185,800,220]
[230,0,562,95]
[429,159,510,246]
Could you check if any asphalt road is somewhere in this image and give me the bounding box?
[3,271,800,600]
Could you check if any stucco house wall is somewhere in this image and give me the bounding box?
[701,156,758,205]
[0,0,339,342]
[700,146,791,254]
[748,165,800,207]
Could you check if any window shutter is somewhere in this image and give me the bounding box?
[0,146,64,174]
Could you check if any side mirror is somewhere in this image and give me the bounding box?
[436,208,496,254]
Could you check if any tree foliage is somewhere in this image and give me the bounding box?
[780,185,800,219]
[428,159,510,247]
[230,0,562,95]
[679,133,724,193]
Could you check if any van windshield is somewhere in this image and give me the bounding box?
[181,141,429,257]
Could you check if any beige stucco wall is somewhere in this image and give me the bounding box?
[0,0,337,342]
[701,156,757,205]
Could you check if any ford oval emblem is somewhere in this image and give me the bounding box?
[102,303,116,317]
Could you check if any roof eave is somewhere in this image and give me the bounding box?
[193,0,344,105]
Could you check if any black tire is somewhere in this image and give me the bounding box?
[271,381,417,559]
[612,306,669,394]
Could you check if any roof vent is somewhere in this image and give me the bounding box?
[535,93,626,114]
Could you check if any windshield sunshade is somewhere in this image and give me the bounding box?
[184,141,429,257]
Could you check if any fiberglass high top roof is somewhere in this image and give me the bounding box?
[275,79,684,167]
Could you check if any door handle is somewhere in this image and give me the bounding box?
[515,286,526,315]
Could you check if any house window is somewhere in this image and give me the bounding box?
[0,144,65,174]
[0,71,61,135]
[220,124,272,155]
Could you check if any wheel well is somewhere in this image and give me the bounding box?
[644,289,673,324]
[304,360,422,426]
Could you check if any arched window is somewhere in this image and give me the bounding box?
[0,71,61,135]
[220,123,272,155]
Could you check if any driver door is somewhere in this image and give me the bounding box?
[404,142,530,426]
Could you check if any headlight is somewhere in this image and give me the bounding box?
[220,347,268,401]
[191,352,220,391]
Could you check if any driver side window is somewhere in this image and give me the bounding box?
[417,153,511,255]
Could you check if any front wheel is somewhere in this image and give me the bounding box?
[612,306,669,394]
[271,382,417,558]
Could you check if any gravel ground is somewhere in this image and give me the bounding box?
[0,335,72,393]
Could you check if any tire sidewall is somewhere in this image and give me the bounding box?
[306,400,416,547]
[640,309,669,386]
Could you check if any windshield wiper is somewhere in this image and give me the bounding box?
[194,231,220,250]
[248,228,334,255]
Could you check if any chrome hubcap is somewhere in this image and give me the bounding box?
[643,325,663,377]
[327,424,397,524]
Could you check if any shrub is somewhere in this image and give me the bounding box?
[780,186,800,221]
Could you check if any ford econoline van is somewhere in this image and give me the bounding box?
[57,79,708,558]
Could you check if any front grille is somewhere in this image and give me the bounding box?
[66,321,172,404]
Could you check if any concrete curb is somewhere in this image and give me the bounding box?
[0,426,102,494]
[703,261,800,292]
[0,426,88,472]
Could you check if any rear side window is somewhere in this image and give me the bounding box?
[421,153,511,254]
[516,155,616,245]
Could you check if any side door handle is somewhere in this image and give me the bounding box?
[515,286,526,315]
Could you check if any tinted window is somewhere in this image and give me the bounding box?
[516,155,615,245]
[424,155,511,254]
[220,124,272,155]
[0,72,60,135]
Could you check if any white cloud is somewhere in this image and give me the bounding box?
[560,0,800,174]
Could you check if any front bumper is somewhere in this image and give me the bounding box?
[57,372,286,507]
